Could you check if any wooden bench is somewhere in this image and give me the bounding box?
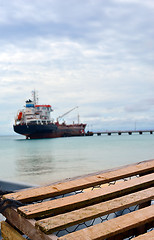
[1,159,154,240]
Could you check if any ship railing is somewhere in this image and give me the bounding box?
[25,119,51,125]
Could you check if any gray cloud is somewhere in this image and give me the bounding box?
[0,0,154,134]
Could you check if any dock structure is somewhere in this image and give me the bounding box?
[1,159,154,239]
[86,130,154,136]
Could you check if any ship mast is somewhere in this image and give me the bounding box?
[78,113,80,124]
[32,90,38,105]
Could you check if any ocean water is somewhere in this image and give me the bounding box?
[0,133,154,186]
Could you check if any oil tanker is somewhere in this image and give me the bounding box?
[13,91,86,139]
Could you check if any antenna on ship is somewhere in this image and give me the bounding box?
[32,90,38,105]
[78,113,80,124]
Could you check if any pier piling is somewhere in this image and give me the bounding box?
[86,130,154,136]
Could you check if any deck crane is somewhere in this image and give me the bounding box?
[57,106,79,122]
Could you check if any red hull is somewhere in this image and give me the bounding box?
[14,123,86,139]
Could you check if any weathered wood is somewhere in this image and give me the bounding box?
[133,230,154,239]
[107,223,154,240]
[18,173,154,219]
[1,160,154,240]
[3,159,154,203]
[1,221,25,240]
[36,187,154,234]
[58,205,154,240]
[2,208,58,240]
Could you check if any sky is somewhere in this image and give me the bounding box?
[0,0,154,135]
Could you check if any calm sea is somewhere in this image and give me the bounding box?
[0,134,154,186]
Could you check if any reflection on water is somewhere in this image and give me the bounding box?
[13,137,58,184]
[1,134,154,185]
[16,155,54,176]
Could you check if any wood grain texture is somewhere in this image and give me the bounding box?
[1,221,25,240]
[132,230,154,240]
[2,208,58,240]
[1,160,154,240]
[58,205,154,240]
[36,187,154,234]
[3,159,154,203]
[18,173,154,219]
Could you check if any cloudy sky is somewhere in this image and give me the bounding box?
[0,0,154,134]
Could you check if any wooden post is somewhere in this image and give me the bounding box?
[1,221,25,240]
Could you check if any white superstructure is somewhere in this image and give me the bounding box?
[15,91,53,125]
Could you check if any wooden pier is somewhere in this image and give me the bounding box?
[1,159,154,239]
[86,129,154,136]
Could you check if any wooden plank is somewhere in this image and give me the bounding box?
[2,208,58,240]
[18,173,154,219]
[1,221,25,240]
[133,230,154,239]
[36,187,154,234]
[58,205,154,240]
[3,159,154,203]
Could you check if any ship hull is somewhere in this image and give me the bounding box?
[13,123,86,139]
